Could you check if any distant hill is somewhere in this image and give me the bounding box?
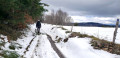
[74,22,120,27]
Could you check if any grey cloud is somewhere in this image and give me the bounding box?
[42,0,120,17]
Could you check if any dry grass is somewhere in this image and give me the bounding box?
[65,31,71,33]
[69,32,89,38]
[63,38,68,43]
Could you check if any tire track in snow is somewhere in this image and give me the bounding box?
[26,28,65,58]
[46,34,65,58]
[24,35,37,54]
[41,29,65,58]
[31,34,43,58]
[32,34,59,58]
[23,33,40,58]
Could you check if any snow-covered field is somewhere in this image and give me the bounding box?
[1,23,120,58]
[63,26,120,44]
[41,23,120,58]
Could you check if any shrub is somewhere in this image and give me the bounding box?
[1,50,20,58]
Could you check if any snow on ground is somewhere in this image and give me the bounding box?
[1,23,120,58]
[23,35,39,58]
[41,24,70,41]
[16,23,59,58]
[0,35,10,50]
[33,35,59,58]
[56,37,120,58]
[63,26,120,44]
[16,24,36,56]
[41,23,120,58]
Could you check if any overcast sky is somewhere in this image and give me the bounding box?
[41,0,120,24]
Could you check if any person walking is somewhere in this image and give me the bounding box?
[36,20,41,34]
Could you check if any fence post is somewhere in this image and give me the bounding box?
[71,26,73,32]
[113,19,119,44]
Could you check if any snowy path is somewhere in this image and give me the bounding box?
[22,32,60,58]
[30,33,65,58]
[23,34,39,58]
[32,34,59,58]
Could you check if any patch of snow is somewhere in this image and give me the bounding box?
[63,26,120,44]
[0,35,8,42]
[56,37,120,58]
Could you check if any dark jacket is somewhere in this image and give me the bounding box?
[36,21,41,28]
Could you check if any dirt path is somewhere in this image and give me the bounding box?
[46,34,65,58]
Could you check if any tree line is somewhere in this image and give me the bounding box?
[0,0,47,29]
[0,0,47,40]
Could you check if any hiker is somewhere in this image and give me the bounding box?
[36,20,41,33]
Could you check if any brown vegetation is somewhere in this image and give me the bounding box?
[64,38,68,43]
[24,14,34,24]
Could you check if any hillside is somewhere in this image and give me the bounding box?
[75,22,120,27]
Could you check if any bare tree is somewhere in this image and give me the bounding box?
[44,9,73,25]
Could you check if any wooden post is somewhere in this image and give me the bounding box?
[113,19,119,44]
